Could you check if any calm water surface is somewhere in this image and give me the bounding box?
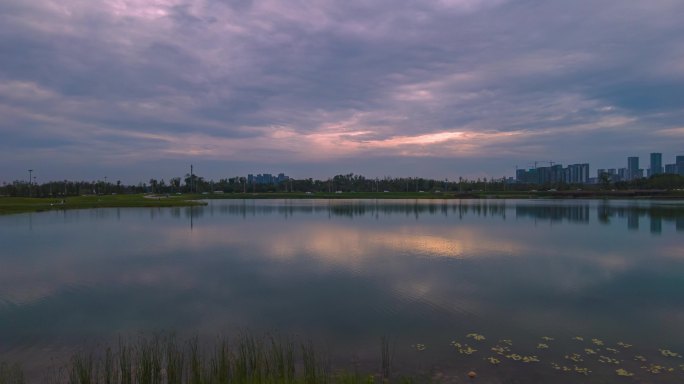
[1,199,684,382]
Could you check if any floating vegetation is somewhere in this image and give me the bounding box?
[572,336,584,342]
[466,333,486,342]
[565,353,584,363]
[616,368,635,377]
[522,355,540,363]
[551,362,590,375]
[451,341,476,355]
[506,353,522,361]
[574,366,591,375]
[598,355,620,365]
[584,348,597,355]
[537,343,549,350]
[617,342,632,349]
[412,343,426,351]
[591,338,605,346]
[659,349,683,358]
[541,336,555,342]
[641,363,672,374]
[605,347,620,354]
[458,345,478,355]
[634,355,647,362]
[485,357,500,365]
[499,339,513,346]
[490,345,509,355]
[550,363,573,373]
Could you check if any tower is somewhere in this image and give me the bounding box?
[649,153,663,176]
[627,156,639,180]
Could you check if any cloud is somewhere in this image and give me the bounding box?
[1,0,684,181]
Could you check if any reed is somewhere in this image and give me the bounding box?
[68,353,93,384]
[1,333,412,384]
[0,363,24,384]
[380,337,391,382]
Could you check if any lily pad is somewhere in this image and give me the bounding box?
[659,349,682,358]
[466,333,486,342]
[564,353,583,363]
[522,355,540,363]
[598,355,620,365]
[574,366,591,375]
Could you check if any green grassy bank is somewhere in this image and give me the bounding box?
[0,194,206,216]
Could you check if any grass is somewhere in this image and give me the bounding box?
[0,363,24,384]
[1,335,409,384]
[0,194,206,215]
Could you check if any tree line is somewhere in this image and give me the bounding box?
[1,172,683,197]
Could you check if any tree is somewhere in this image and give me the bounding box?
[149,178,159,193]
[598,172,611,190]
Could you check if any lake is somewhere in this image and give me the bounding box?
[1,199,684,382]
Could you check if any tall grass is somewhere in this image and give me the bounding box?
[380,337,392,382]
[0,363,24,384]
[2,334,405,384]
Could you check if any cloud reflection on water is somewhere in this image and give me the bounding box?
[1,199,684,375]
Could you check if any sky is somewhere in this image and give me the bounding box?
[1,0,684,184]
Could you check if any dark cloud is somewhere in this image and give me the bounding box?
[1,0,683,183]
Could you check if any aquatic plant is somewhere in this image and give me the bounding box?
[0,363,24,384]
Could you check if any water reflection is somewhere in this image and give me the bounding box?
[171,199,684,235]
[1,199,683,382]
[515,205,590,223]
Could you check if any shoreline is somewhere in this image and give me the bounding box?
[1,191,683,216]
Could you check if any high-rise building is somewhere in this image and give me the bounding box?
[665,164,678,174]
[618,168,628,181]
[677,155,684,176]
[627,156,639,180]
[566,163,589,184]
[650,153,663,176]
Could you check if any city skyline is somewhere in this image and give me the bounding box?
[3,150,684,186]
[2,1,684,183]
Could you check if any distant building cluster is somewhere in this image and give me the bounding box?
[516,153,684,185]
[597,153,684,183]
[247,173,290,184]
[516,163,590,185]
